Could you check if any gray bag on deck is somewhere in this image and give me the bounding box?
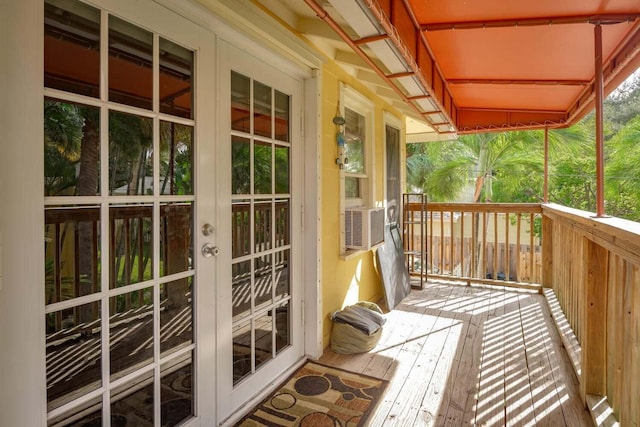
[330,301,386,354]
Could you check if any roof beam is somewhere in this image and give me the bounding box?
[447,78,590,86]
[421,13,640,32]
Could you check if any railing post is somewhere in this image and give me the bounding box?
[542,213,553,289]
[581,238,609,402]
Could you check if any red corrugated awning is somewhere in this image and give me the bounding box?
[306,0,640,134]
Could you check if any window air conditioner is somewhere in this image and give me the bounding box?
[344,207,385,250]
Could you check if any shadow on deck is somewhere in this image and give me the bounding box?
[320,279,592,426]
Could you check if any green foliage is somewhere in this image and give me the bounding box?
[405,75,640,222]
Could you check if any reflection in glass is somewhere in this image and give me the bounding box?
[160,38,193,119]
[111,370,154,425]
[109,287,154,378]
[160,122,193,195]
[109,16,153,110]
[110,204,153,288]
[345,176,361,199]
[254,141,272,194]
[46,302,101,411]
[161,353,194,427]
[160,277,193,355]
[45,0,100,97]
[254,311,273,371]
[254,81,272,138]
[45,206,101,304]
[160,202,193,277]
[231,71,250,133]
[274,146,289,194]
[232,261,251,320]
[275,301,290,353]
[232,137,250,195]
[108,110,153,196]
[47,395,103,426]
[254,202,272,253]
[254,254,272,309]
[233,321,252,385]
[344,107,365,174]
[274,250,290,301]
[45,99,100,197]
[274,200,289,248]
[274,90,290,142]
[231,202,251,259]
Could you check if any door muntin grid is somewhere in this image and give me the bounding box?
[230,71,292,386]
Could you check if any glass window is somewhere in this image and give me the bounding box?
[344,107,366,175]
[160,38,194,119]
[109,16,153,109]
[160,121,193,195]
[44,0,100,97]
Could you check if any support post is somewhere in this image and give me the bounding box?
[580,238,608,402]
[543,127,549,203]
[594,24,606,217]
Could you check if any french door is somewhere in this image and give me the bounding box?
[216,42,305,422]
[42,0,216,425]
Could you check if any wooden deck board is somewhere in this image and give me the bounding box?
[319,280,591,426]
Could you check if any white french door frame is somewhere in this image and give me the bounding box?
[215,40,307,425]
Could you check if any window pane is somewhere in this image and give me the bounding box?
[232,201,251,259]
[344,107,365,174]
[274,90,289,142]
[274,145,289,194]
[45,99,100,197]
[275,200,289,248]
[233,321,252,385]
[254,311,273,371]
[45,206,101,304]
[345,176,361,199]
[161,353,194,427]
[160,202,193,277]
[231,71,250,133]
[160,122,193,195]
[160,277,193,356]
[275,300,290,353]
[46,395,102,426]
[160,38,193,119]
[109,110,153,196]
[232,261,251,320]
[110,204,153,288]
[274,249,290,301]
[109,287,154,378]
[254,202,272,253]
[111,370,154,425]
[254,254,272,309]
[254,141,272,194]
[232,137,250,194]
[254,81,272,138]
[109,16,153,110]
[44,0,100,97]
[46,302,101,411]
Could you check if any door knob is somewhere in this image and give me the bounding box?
[202,243,220,258]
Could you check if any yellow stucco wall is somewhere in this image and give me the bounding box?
[320,60,405,348]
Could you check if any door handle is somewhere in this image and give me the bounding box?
[202,243,220,258]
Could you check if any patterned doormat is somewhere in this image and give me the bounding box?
[235,361,388,426]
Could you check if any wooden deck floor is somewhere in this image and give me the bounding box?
[320,280,592,426]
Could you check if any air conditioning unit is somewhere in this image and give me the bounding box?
[344,207,385,250]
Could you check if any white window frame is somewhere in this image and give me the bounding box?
[340,83,374,210]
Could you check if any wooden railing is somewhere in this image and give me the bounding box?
[406,202,543,290]
[404,200,640,424]
[542,203,640,425]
